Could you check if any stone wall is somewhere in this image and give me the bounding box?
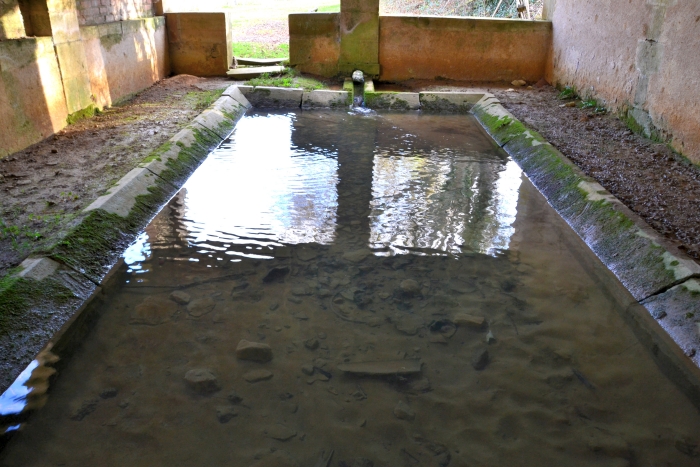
[166,12,232,76]
[76,0,154,26]
[0,37,69,157]
[0,12,168,158]
[289,13,340,77]
[379,15,551,82]
[82,17,168,108]
[545,0,700,163]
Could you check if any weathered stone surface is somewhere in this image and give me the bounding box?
[84,167,161,217]
[419,92,482,113]
[222,85,252,108]
[337,360,422,376]
[364,92,420,110]
[302,90,350,109]
[184,369,220,394]
[170,290,191,304]
[245,87,303,109]
[643,279,700,367]
[130,297,177,325]
[18,257,60,281]
[244,369,273,382]
[393,401,415,421]
[265,424,297,441]
[236,340,273,362]
[453,313,486,329]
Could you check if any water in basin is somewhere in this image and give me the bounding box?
[2,110,699,466]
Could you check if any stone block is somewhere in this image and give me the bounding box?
[289,13,340,77]
[221,86,252,109]
[364,92,420,110]
[0,3,26,39]
[54,40,94,114]
[246,87,303,108]
[84,167,166,218]
[643,279,700,368]
[419,92,483,113]
[302,90,350,108]
[18,258,60,281]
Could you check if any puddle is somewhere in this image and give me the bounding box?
[2,110,700,466]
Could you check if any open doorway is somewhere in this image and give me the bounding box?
[164,0,339,59]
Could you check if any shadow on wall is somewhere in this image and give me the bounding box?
[82,18,168,109]
[0,38,69,158]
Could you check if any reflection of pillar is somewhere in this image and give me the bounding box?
[339,0,380,77]
[334,116,377,249]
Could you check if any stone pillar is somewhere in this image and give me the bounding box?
[46,0,94,114]
[339,0,379,77]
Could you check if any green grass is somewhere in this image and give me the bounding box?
[246,68,327,91]
[232,42,289,59]
[317,4,340,12]
[185,89,225,111]
[558,85,576,100]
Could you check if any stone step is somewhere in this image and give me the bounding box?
[226,66,286,79]
[235,57,288,66]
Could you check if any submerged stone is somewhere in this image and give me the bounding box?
[337,360,422,376]
[216,405,239,423]
[393,401,415,421]
[170,290,191,304]
[130,297,177,325]
[187,298,216,317]
[472,349,490,371]
[236,340,273,362]
[244,369,273,382]
[184,369,220,394]
[265,424,297,441]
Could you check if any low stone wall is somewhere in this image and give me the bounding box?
[379,15,551,83]
[0,38,69,158]
[166,12,232,76]
[545,0,700,163]
[82,17,169,108]
[289,13,341,77]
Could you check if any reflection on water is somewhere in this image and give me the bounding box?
[3,111,700,466]
[124,111,520,266]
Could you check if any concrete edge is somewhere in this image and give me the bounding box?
[302,90,351,109]
[0,86,251,399]
[469,93,700,393]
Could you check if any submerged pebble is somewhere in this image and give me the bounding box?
[184,369,220,394]
[393,401,416,421]
[472,349,490,371]
[236,340,273,362]
[244,370,273,383]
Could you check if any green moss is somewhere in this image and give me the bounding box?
[246,69,326,91]
[141,141,173,163]
[99,33,123,51]
[0,274,74,336]
[67,104,99,125]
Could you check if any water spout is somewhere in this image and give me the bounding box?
[352,70,365,107]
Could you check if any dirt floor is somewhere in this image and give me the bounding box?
[0,75,234,279]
